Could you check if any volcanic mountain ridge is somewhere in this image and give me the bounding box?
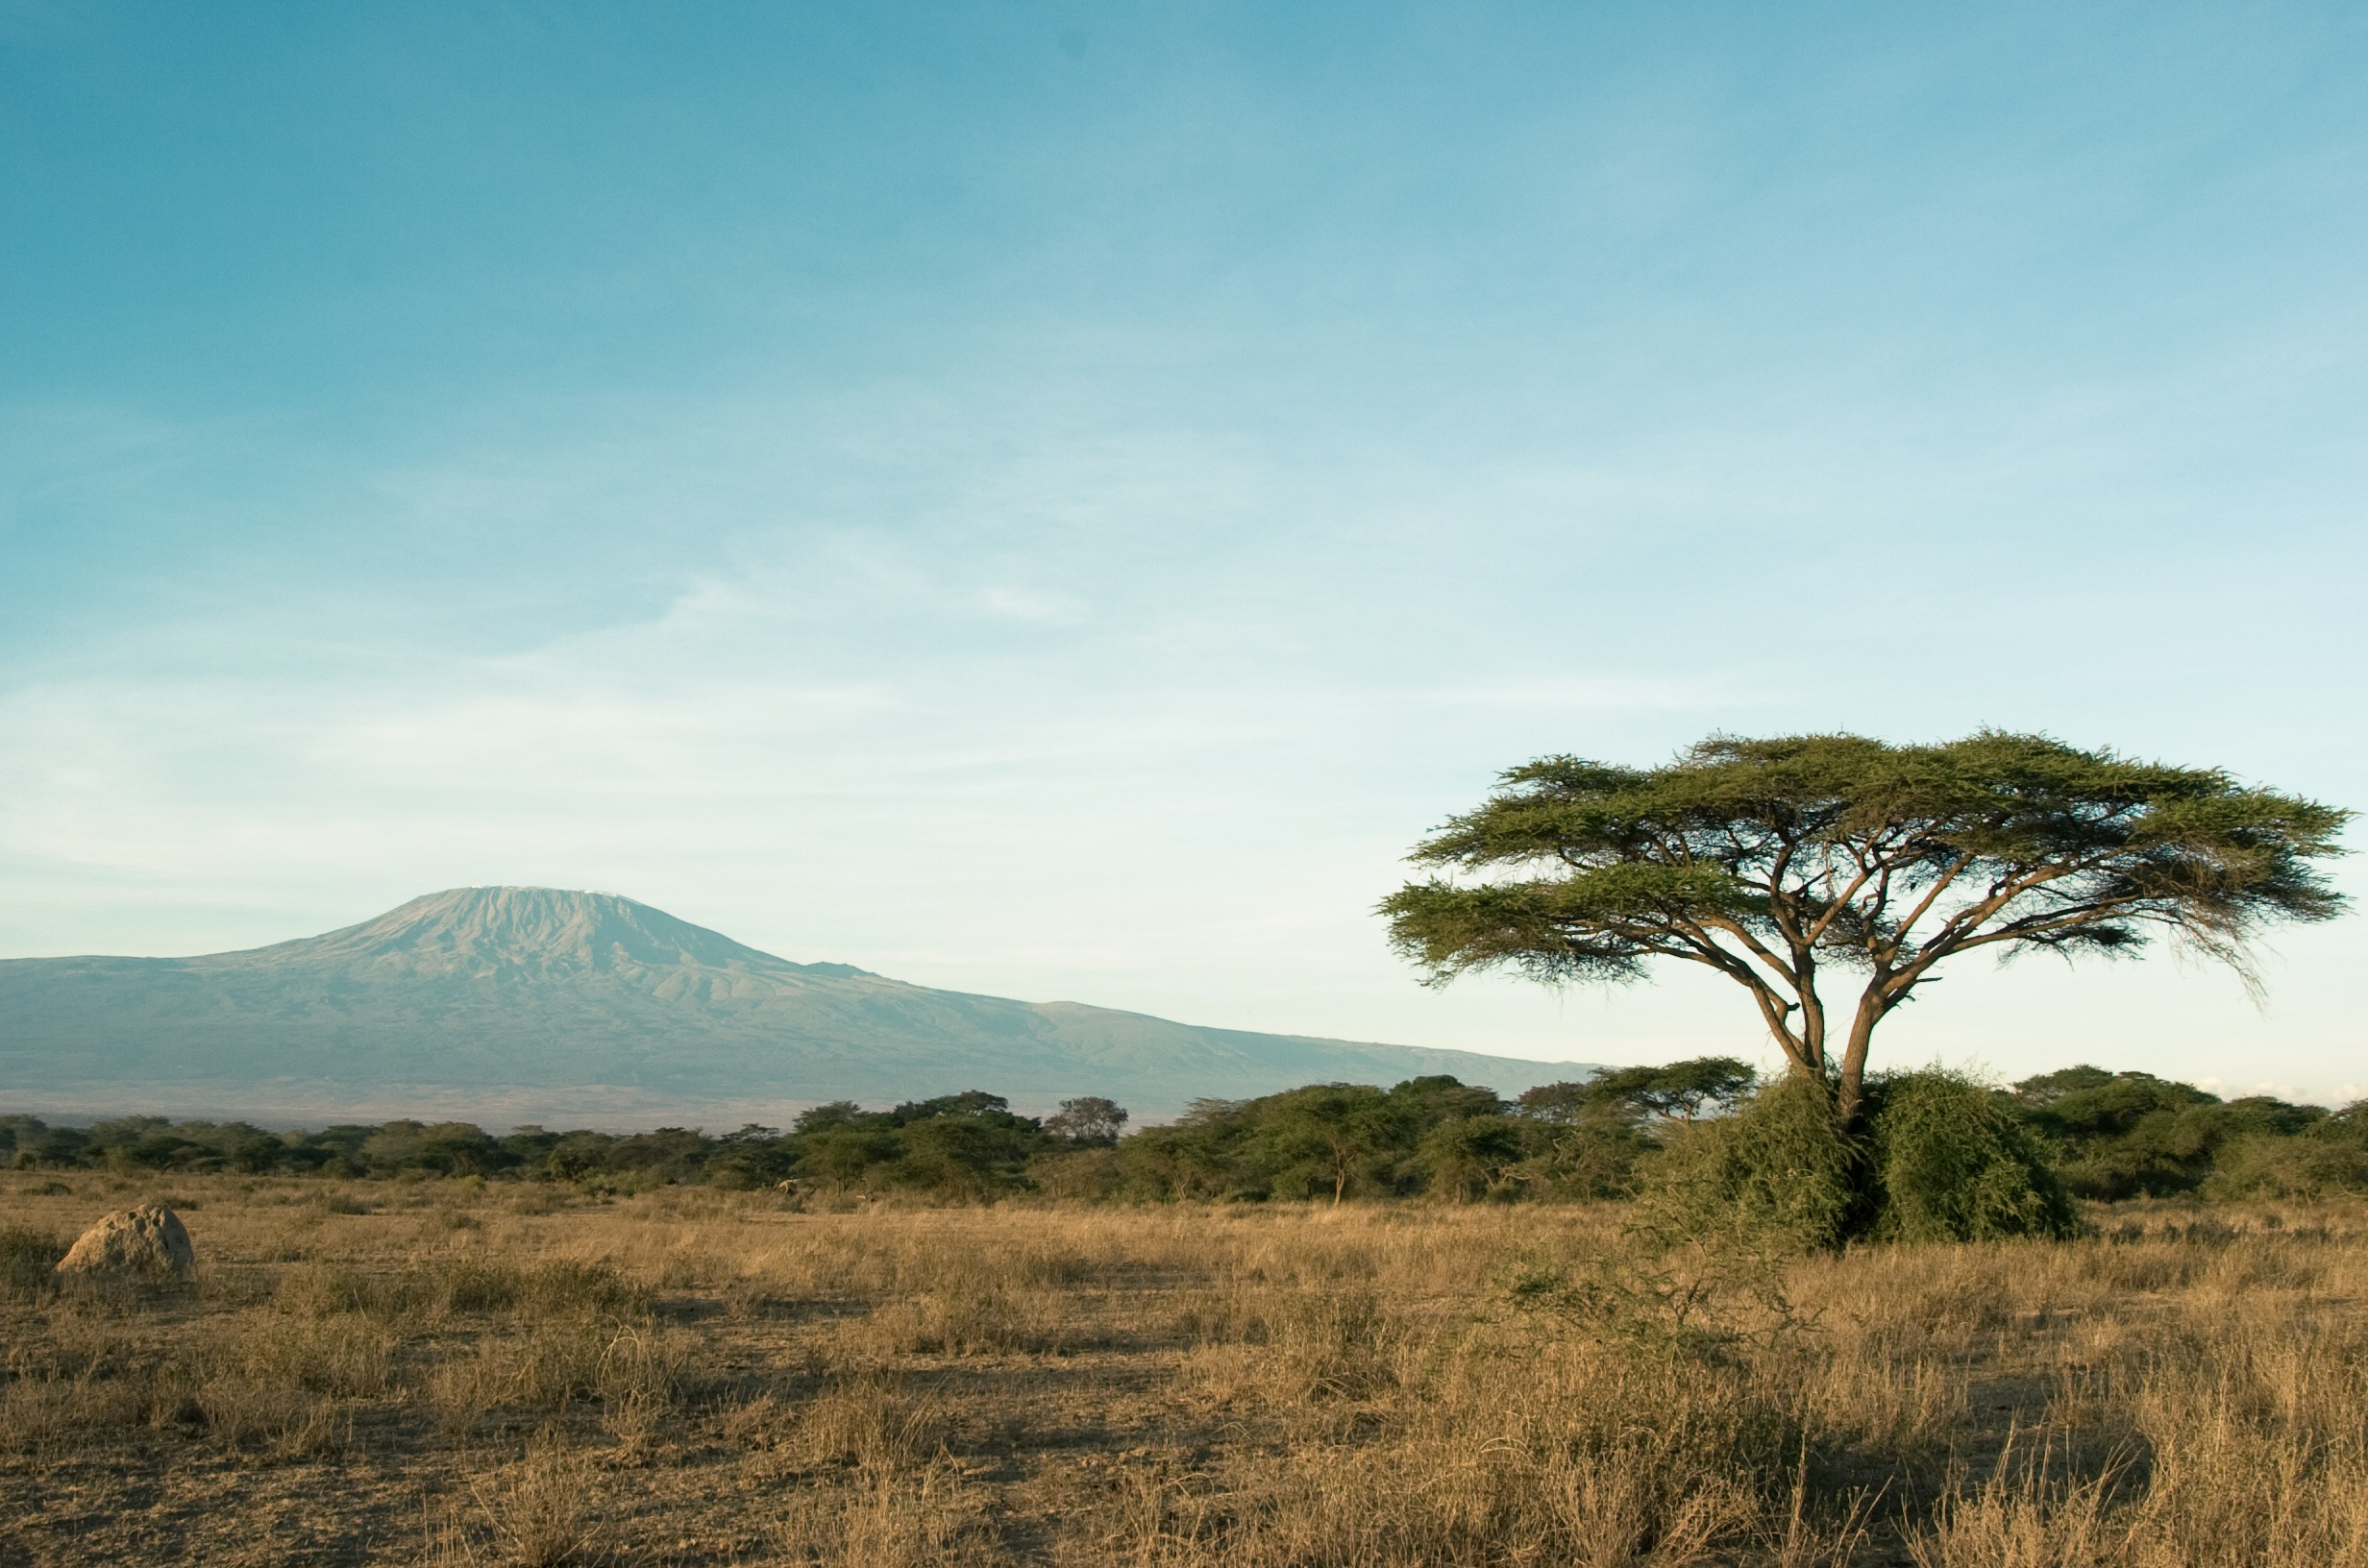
[0,887,1603,1125]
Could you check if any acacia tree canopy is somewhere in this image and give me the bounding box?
[1578,1058,1759,1123]
[1381,732,2350,1123]
[1045,1096,1130,1146]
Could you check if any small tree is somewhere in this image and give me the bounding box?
[1246,1084,1404,1204]
[1045,1096,1130,1147]
[1508,1057,1757,1201]
[1383,732,2348,1127]
[2015,1068,2240,1199]
[798,1126,899,1192]
[794,1101,865,1134]
[1414,1115,1528,1202]
[1577,1059,1757,1124]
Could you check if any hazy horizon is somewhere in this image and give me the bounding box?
[5,3,2363,1104]
[0,883,1622,1126]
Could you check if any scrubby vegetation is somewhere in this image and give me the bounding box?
[1641,1068,2084,1252]
[0,1090,1113,1195]
[3,1059,2362,1564]
[2010,1065,2368,1199]
[7,1061,2359,1211]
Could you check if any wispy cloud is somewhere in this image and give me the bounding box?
[4,2,2362,1094]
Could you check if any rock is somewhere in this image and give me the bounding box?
[55,1204,195,1281]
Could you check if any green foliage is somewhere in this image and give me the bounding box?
[1645,1074,1867,1251]
[542,1130,618,1181]
[1412,1114,1528,1202]
[893,1090,1014,1121]
[11,1058,2352,1217]
[2008,1066,2356,1203]
[1105,1060,1755,1205]
[1645,1068,2080,1250]
[1578,1059,1758,1123]
[0,1090,1096,1198]
[1862,1071,2080,1242]
[353,1119,525,1177]
[792,1101,865,1133]
[1503,1098,1656,1200]
[703,1125,799,1189]
[0,1113,88,1169]
[1636,1061,2356,1232]
[0,1061,1750,1208]
[1043,1096,1128,1147]
[68,1115,298,1174]
[1239,1083,1412,1203]
[2202,1100,2368,1199]
[895,1115,1024,1200]
[1113,1098,1259,1201]
[1504,1057,1758,1201]
[796,1126,901,1190]
[603,1128,714,1183]
[2010,1066,2331,1199]
[1114,1075,1540,1203]
[1383,731,2351,1119]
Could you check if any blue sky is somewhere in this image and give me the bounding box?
[5,1,2363,1101]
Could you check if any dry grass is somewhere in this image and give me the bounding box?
[0,1176,2363,1565]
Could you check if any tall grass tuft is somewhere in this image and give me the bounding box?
[0,1226,66,1300]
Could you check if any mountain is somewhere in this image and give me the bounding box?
[0,887,1604,1125]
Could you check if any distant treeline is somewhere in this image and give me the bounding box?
[5,1063,2363,1203]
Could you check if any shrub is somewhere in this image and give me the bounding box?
[1643,1072,1866,1251]
[1862,1071,2081,1242]
[1642,1068,2080,1250]
[2204,1110,2368,1199]
[1506,1099,1660,1201]
[2016,1069,2230,1198]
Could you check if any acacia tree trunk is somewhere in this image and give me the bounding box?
[1765,943,1861,1126]
[1758,926,1890,1131]
[1836,1003,1881,1127]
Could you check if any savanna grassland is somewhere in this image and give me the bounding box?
[3,1176,2365,1567]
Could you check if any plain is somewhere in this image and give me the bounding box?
[2,1175,2364,1567]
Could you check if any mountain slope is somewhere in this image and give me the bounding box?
[0,887,1602,1122]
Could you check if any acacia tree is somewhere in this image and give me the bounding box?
[1382,732,2349,1127]
[1250,1083,1401,1204]
[1045,1096,1130,1147]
